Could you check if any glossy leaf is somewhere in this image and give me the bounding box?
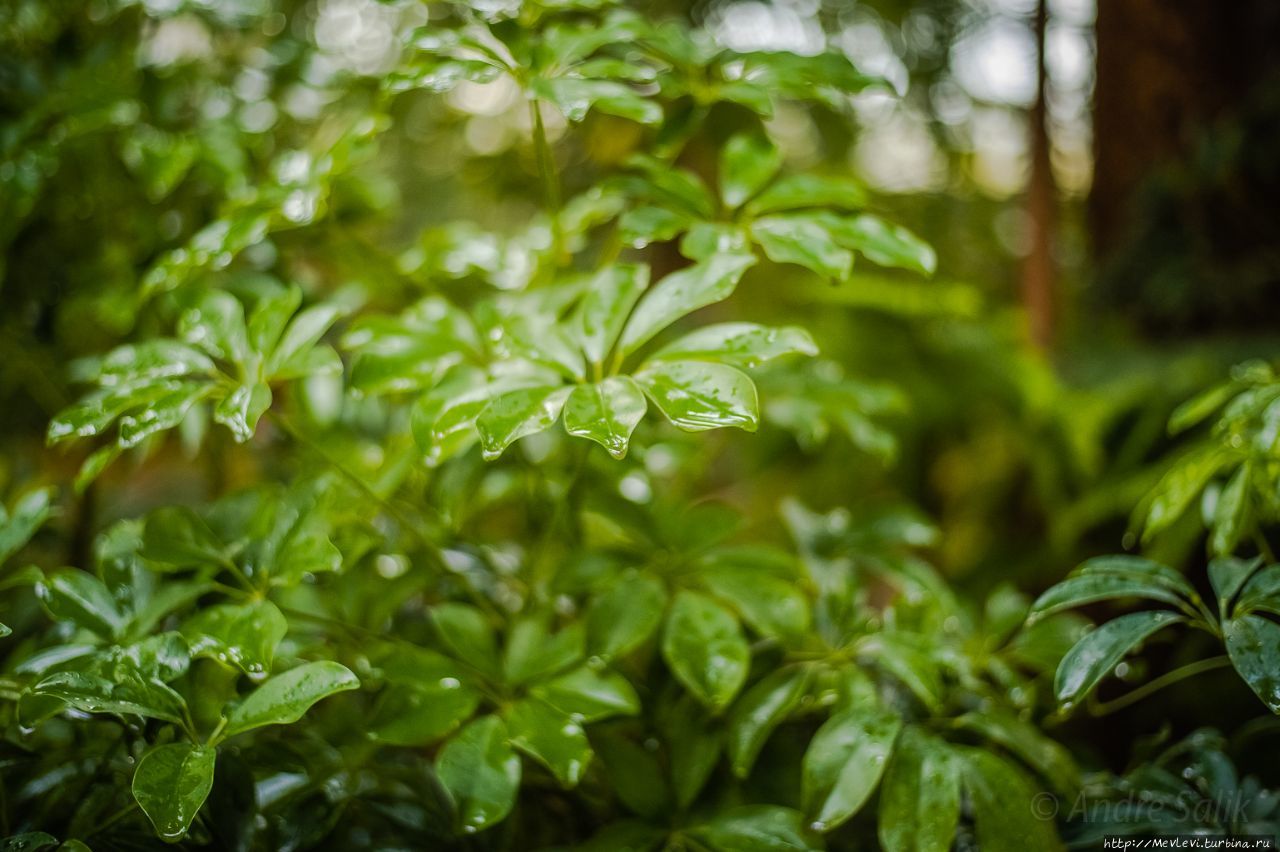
[653,322,817,368]
[532,663,641,722]
[801,705,901,831]
[32,669,187,723]
[1054,611,1186,707]
[575,264,649,364]
[506,699,592,787]
[36,569,125,638]
[183,600,288,676]
[476,386,572,460]
[132,743,217,841]
[751,215,854,280]
[636,360,759,432]
[690,805,821,852]
[436,715,521,833]
[877,727,961,852]
[618,253,756,355]
[563,377,648,459]
[1224,614,1280,713]
[662,590,750,711]
[223,660,359,738]
[727,666,808,777]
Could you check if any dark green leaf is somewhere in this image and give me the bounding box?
[436,715,521,833]
[36,568,125,638]
[960,749,1062,851]
[183,600,288,676]
[586,572,667,658]
[878,727,960,852]
[506,699,592,787]
[727,666,809,777]
[1054,611,1186,707]
[801,705,901,831]
[1224,614,1280,713]
[32,668,186,723]
[531,663,640,722]
[691,805,821,852]
[132,743,217,841]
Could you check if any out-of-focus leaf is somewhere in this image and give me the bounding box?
[436,715,521,833]
[661,590,750,711]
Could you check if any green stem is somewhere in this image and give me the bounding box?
[529,97,564,265]
[1089,655,1233,716]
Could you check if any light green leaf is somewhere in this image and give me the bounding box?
[132,743,217,841]
[636,361,758,432]
[0,487,54,564]
[267,303,344,377]
[179,290,249,364]
[213,382,272,442]
[117,382,212,448]
[506,699,592,787]
[183,600,288,676]
[661,590,750,711]
[618,253,756,355]
[619,206,691,249]
[436,715,521,833]
[680,222,752,262]
[746,173,867,216]
[751,215,854,280]
[824,214,936,276]
[585,572,667,658]
[476,386,571,460]
[36,568,125,638]
[563,377,647,459]
[575,264,649,365]
[1224,614,1280,713]
[1054,611,1186,707]
[1210,463,1252,556]
[1074,555,1200,601]
[719,132,783,209]
[223,660,359,738]
[878,727,960,852]
[801,705,901,831]
[653,322,817,368]
[691,805,821,852]
[701,565,810,638]
[727,666,808,777]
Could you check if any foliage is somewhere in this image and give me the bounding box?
[1,0,1278,851]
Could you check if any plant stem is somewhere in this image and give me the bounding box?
[1090,655,1233,716]
[529,97,564,265]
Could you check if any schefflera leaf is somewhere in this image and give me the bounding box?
[132,743,217,841]
[635,360,759,432]
[562,377,647,459]
[222,660,359,738]
[436,715,522,834]
[182,599,288,678]
[476,386,572,460]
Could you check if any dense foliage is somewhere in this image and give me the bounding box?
[1,1,1278,850]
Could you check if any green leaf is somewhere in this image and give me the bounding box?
[266,303,344,377]
[727,666,809,777]
[1224,614,1280,713]
[1210,463,1252,556]
[503,617,585,685]
[0,487,54,564]
[719,132,783,209]
[664,695,723,809]
[746,174,867,216]
[1209,556,1265,621]
[476,386,571,460]
[183,600,289,676]
[179,290,249,364]
[690,805,821,852]
[531,663,640,722]
[953,709,1079,794]
[801,705,901,831]
[594,733,671,818]
[701,565,811,639]
[223,660,359,738]
[575,264,649,364]
[586,572,667,658]
[679,221,752,262]
[1027,572,1191,623]
[1236,565,1280,618]
[433,603,500,675]
[436,715,521,833]
[370,680,481,746]
[636,360,759,432]
[541,78,663,125]
[653,322,817,368]
[213,382,272,442]
[662,590,750,711]
[132,743,217,841]
[1054,611,1186,707]
[1074,555,1200,601]
[619,206,691,248]
[878,727,960,852]
[960,749,1062,852]
[36,568,125,638]
[1142,448,1228,542]
[618,253,756,355]
[563,377,648,459]
[506,699,592,787]
[117,381,212,448]
[751,215,854,280]
[824,214,935,276]
[141,506,226,570]
[32,668,187,723]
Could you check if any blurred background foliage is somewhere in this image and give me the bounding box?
[3,0,1280,833]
